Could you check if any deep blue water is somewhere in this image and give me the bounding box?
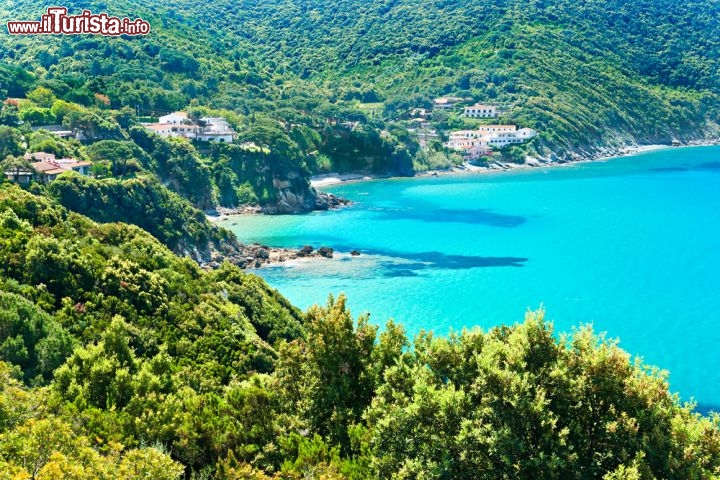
[222,146,720,408]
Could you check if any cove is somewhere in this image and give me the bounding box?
[221,146,720,409]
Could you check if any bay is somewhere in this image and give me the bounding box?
[221,146,720,408]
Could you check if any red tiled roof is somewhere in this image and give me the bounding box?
[69,161,92,168]
[32,159,90,175]
[24,152,56,162]
[144,123,172,131]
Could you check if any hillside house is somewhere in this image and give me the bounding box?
[159,111,189,125]
[433,97,463,110]
[196,116,237,143]
[446,130,487,149]
[463,104,498,118]
[446,125,537,151]
[145,112,237,143]
[12,153,92,183]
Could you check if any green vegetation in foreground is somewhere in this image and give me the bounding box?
[0,183,719,479]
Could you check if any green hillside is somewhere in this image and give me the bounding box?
[2,0,719,170]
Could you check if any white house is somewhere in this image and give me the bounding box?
[486,132,520,147]
[410,108,431,119]
[53,158,92,175]
[463,104,498,118]
[445,126,537,150]
[485,128,538,147]
[159,111,189,125]
[197,116,236,142]
[145,113,237,143]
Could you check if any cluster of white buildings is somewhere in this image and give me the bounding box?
[143,112,237,143]
[445,125,537,158]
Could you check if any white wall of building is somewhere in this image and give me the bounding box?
[159,112,188,125]
[463,105,497,118]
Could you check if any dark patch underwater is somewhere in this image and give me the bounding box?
[371,207,526,227]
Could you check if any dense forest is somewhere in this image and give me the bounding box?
[0,183,719,478]
[2,0,720,477]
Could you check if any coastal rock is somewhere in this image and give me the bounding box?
[312,190,351,211]
[276,200,294,214]
[318,246,334,258]
[272,179,291,189]
[298,245,314,256]
[350,250,361,256]
[285,191,299,208]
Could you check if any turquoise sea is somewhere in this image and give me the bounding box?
[221,146,720,409]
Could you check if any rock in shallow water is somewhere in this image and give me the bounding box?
[298,245,314,256]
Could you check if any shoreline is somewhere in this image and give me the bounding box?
[204,243,351,271]
[211,140,718,270]
[308,142,700,188]
[207,141,718,222]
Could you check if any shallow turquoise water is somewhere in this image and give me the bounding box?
[222,146,720,408]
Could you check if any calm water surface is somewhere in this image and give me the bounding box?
[222,146,720,408]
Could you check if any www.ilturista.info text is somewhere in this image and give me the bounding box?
[7,7,150,36]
